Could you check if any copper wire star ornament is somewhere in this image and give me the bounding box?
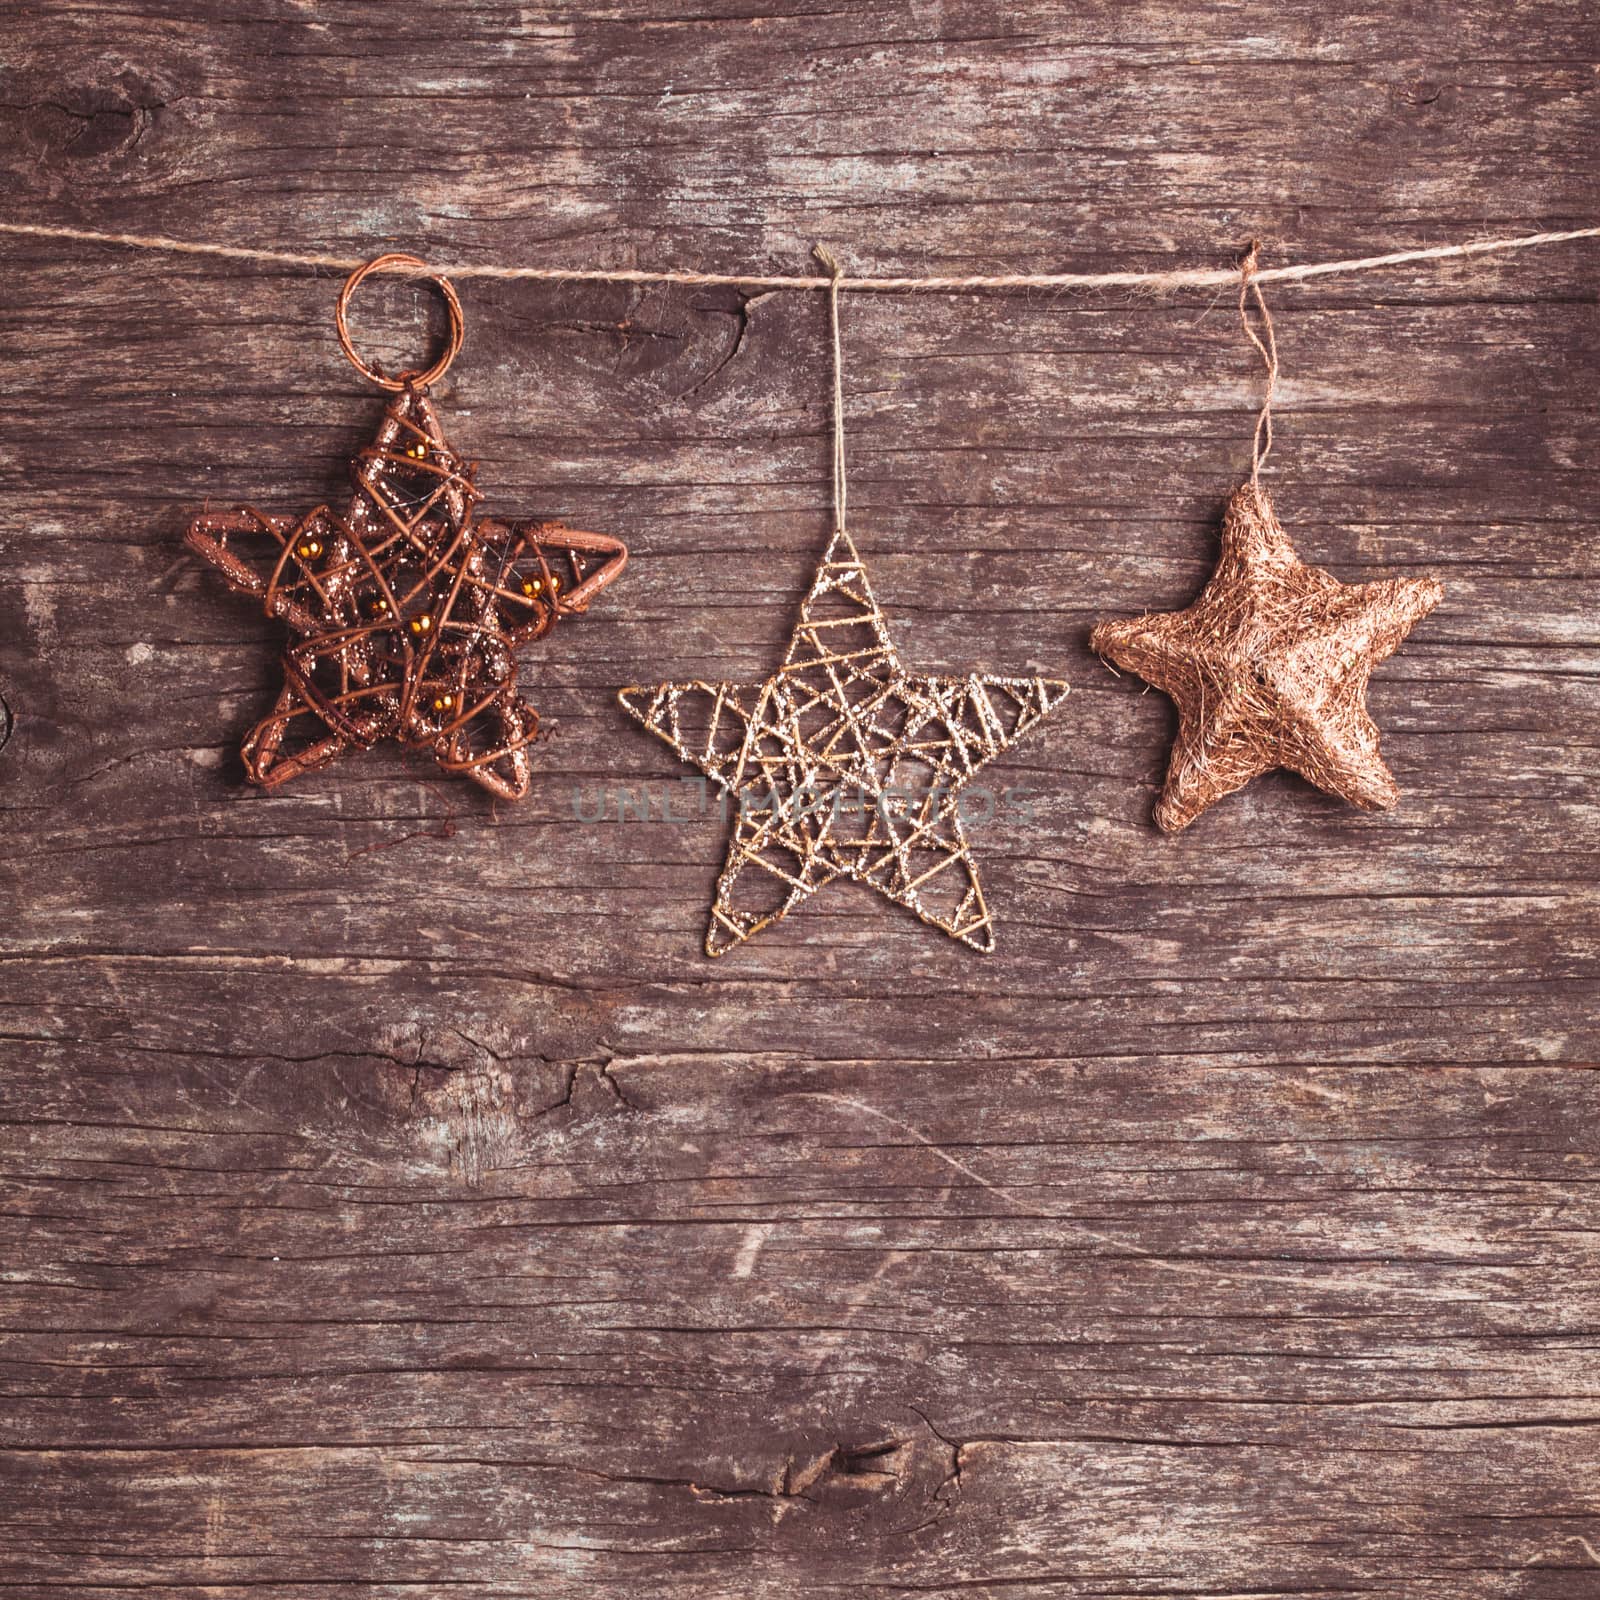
[1091,246,1442,831]
[185,254,627,800]
[621,527,1068,954]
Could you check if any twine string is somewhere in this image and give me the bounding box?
[1239,241,1278,486]
[813,244,848,534]
[0,220,1597,293]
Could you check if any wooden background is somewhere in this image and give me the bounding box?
[2,2,1598,1595]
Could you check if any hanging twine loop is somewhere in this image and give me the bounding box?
[1238,241,1278,487]
[812,244,849,533]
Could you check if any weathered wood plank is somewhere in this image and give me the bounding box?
[1,0,1597,1595]
[2,1055,1598,1595]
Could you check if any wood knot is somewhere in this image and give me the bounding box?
[1392,74,1447,110]
[29,86,162,162]
[783,1439,909,1509]
[736,1411,965,1540]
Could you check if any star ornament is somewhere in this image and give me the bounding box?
[187,385,627,799]
[620,528,1068,955]
[1091,483,1442,832]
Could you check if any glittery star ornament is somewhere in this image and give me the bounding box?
[1090,483,1442,831]
[187,384,627,799]
[620,528,1067,954]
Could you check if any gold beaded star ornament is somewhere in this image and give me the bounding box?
[185,255,627,800]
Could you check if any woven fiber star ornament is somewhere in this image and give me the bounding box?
[1091,249,1441,831]
[1091,484,1442,831]
[186,254,627,800]
[621,527,1067,954]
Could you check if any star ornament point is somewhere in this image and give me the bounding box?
[1091,484,1442,832]
[621,529,1068,955]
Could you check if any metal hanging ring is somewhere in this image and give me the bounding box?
[334,253,464,392]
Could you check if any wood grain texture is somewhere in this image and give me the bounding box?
[1,1,1597,1595]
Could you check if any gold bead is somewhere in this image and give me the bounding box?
[296,538,322,559]
[410,613,433,636]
